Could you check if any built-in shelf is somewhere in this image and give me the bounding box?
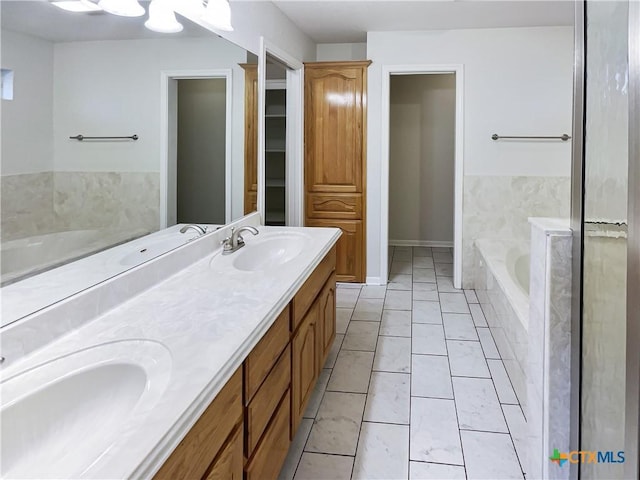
[265,80,286,227]
[266,179,286,187]
[265,148,286,153]
[265,114,286,118]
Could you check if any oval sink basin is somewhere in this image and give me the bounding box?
[233,233,307,272]
[1,340,172,479]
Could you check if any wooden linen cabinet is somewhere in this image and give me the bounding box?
[304,61,371,283]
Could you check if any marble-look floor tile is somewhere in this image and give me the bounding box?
[384,290,412,310]
[461,430,524,479]
[433,251,453,264]
[380,310,412,337]
[394,246,412,253]
[352,298,384,321]
[413,256,434,269]
[303,369,331,419]
[373,336,411,373]
[391,261,413,275]
[409,461,466,480]
[443,313,478,341]
[360,285,387,299]
[388,273,412,290]
[412,301,442,324]
[412,354,453,399]
[324,334,344,369]
[435,263,454,277]
[487,359,519,404]
[413,247,432,257]
[336,308,352,334]
[294,452,354,480]
[336,287,360,308]
[477,327,500,359]
[412,324,447,355]
[447,340,490,377]
[352,422,409,480]
[337,282,362,289]
[279,418,313,480]
[502,404,528,468]
[364,371,410,424]
[392,249,412,262]
[342,321,379,351]
[436,276,458,293]
[410,397,463,465]
[305,391,366,455]
[413,268,436,283]
[464,289,479,303]
[439,292,470,314]
[453,377,508,433]
[469,303,488,327]
[412,282,439,301]
[327,350,374,393]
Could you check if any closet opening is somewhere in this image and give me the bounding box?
[381,67,463,288]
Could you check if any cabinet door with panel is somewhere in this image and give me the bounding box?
[307,219,363,283]
[291,300,320,435]
[204,425,243,480]
[318,274,336,366]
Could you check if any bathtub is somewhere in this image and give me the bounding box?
[1,229,147,285]
[474,239,530,409]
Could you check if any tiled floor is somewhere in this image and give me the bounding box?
[279,246,527,480]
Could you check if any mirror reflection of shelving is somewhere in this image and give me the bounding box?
[265,80,286,226]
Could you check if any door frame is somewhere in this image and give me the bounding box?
[380,65,465,288]
[160,69,233,228]
[258,37,304,226]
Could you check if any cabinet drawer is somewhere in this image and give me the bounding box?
[245,390,291,480]
[306,193,362,220]
[204,423,243,480]
[244,306,290,403]
[246,345,291,455]
[291,247,336,331]
[154,369,242,480]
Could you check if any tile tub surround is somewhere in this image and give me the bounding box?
[279,246,526,480]
[526,218,572,480]
[462,176,570,288]
[474,238,529,411]
[0,218,341,479]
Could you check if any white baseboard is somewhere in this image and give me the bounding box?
[365,276,385,286]
[389,239,454,248]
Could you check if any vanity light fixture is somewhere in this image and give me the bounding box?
[202,0,233,31]
[51,0,102,13]
[145,0,183,33]
[98,0,145,17]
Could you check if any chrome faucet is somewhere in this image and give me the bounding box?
[180,224,207,236]
[222,226,259,255]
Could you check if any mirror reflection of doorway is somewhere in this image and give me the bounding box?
[176,78,226,225]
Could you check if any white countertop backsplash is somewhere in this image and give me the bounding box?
[0,214,341,479]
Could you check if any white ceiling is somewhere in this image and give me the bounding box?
[1,0,210,42]
[270,0,575,43]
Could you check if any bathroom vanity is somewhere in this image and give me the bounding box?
[0,216,340,480]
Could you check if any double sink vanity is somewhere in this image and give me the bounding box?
[0,214,341,479]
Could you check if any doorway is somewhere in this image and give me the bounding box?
[380,65,464,288]
[160,69,232,228]
[388,74,456,250]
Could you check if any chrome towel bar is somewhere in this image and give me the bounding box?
[69,134,139,141]
[491,133,571,141]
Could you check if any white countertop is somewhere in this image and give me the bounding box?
[0,225,340,479]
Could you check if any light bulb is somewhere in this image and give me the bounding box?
[202,0,233,31]
[145,0,183,33]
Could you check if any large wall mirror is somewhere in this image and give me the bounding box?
[0,0,257,325]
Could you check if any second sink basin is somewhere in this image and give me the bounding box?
[232,232,308,272]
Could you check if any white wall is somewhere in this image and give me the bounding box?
[367,26,574,282]
[316,43,367,61]
[389,74,455,245]
[176,1,316,62]
[1,30,54,175]
[52,36,247,219]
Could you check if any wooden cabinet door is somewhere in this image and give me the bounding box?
[204,425,243,480]
[319,274,336,366]
[291,300,320,435]
[241,63,258,214]
[307,219,363,283]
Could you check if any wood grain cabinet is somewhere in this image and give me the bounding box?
[241,63,258,215]
[155,247,336,480]
[304,61,370,283]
